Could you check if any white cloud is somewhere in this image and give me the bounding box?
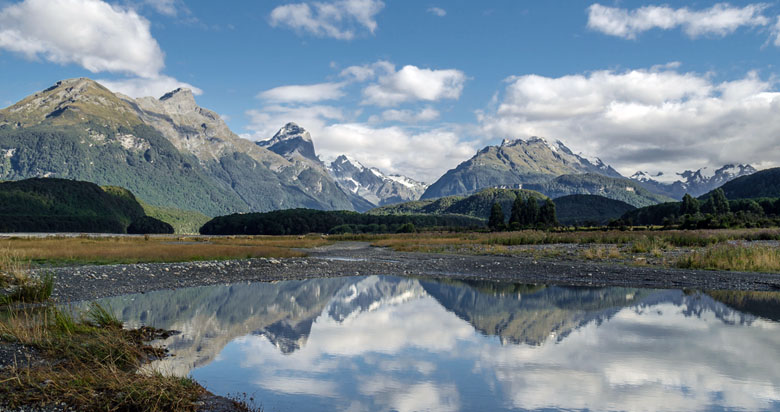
[362,64,467,106]
[774,16,780,46]
[141,0,184,17]
[245,104,346,141]
[258,82,346,103]
[339,60,394,82]
[370,107,440,123]
[428,7,446,17]
[479,66,780,176]
[269,0,385,40]
[587,3,770,40]
[0,0,165,78]
[97,75,203,98]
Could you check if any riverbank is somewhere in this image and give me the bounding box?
[39,242,780,303]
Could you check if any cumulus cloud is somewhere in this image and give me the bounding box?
[427,7,446,17]
[269,0,385,40]
[97,75,203,98]
[362,64,467,106]
[587,3,770,39]
[0,0,200,99]
[479,66,780,176]
[258,82,346,103]
[0,0,164,78]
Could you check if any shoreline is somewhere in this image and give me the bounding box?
[43,242,780,303]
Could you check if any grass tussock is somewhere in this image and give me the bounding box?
[630,236,671,256]
[677,244,780,273]
[0,303,205,411]
[0,248,53,305]
[581,245,622,260]
[0,235,334,265]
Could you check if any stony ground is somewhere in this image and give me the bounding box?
[41,242,780,304]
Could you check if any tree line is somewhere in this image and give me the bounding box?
[200,208,486,235]
[488,194,559,231]
[618,188,780,229]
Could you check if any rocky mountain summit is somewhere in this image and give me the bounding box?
[328,155,428,206]
[631,164,757,199]
[257,122,318,164]
[422,136,623,199]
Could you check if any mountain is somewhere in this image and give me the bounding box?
[553,195,636,226]
[327,155,428,207]
[257,122,319,164]
[368,188,547,221]
[0,78,358,216]
[631,164,757,199]
[702,167,780,200]
[0,177,169,233]
[421,137,623,199]
[525,173,674,208]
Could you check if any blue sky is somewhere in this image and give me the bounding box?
[1,0,780,182]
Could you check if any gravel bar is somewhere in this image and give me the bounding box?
[42,242,780,303]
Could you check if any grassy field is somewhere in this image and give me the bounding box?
[369,228,780,272]
[0,235,333,265]
[1,228,778,272]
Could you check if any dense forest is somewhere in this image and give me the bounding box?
[0,178,173,233]
[199,209,485,235]
[619,188,780,228]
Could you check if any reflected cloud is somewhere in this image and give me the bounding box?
[84,276,780,412]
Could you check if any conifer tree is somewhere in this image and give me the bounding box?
[680,193,700,215]
[509,194,524,227]
[539,198,558,228]
[711,188,730,215]
[488,202,505,231]
[522,197,539,227]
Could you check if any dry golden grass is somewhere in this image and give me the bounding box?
[0,235,334,265]
[677,244,780,273]
[581,245,623,260]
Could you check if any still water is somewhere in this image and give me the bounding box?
[85,276,780,412]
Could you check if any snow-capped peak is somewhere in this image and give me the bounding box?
[328,154,429,207]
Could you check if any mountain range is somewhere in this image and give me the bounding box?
[0,78,759,217]
[630,164,757,199]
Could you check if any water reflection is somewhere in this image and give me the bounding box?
[88,276,780,412]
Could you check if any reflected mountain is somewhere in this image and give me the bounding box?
[420,279,655,345]
[83,276,780,379]
[705,290,780,322]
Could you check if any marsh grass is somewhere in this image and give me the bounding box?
[677,244,780,272]
[0,235,333,265]
[0,303,205,411]
[581,245,623,260]
[630,236,672,256]
[0,249,53,305]
[371,229,780,255]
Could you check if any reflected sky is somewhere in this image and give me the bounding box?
[88,276,780,412]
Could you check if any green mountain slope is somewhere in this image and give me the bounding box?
[0,178,161,233]
[0,79,358,215]
[369,188,547,220]
[526,173,673,207]
[553,194,636,226]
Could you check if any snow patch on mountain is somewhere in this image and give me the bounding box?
[328,155,429,207]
